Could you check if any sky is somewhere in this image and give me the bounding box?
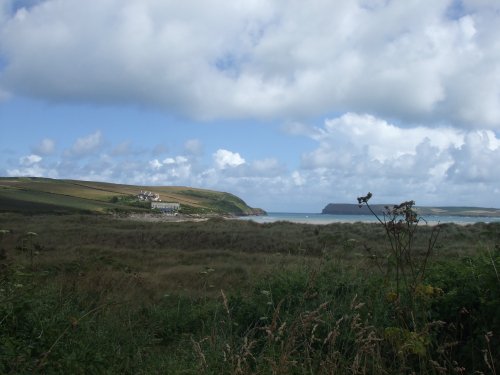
[1,0,500,212]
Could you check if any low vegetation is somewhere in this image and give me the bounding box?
[0,198,499,373]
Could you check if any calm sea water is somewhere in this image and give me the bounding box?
[238,212,500,225]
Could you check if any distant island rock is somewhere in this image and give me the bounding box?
[322,203,500,217]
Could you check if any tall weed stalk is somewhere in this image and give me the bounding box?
[357,193,451,370]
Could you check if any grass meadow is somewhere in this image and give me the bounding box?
[1,213,499,374]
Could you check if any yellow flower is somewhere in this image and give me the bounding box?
[415,284,444,299]
[386,291,398,302]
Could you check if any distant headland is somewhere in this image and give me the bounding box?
[322,203,500,217]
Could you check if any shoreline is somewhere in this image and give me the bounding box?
[123,213,213,223]
[120,213,492,226]
[236,212,500,226]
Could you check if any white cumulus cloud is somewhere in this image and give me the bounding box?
[1,1,500,128]
[149,159,162,170]
[447,131,500,183]
[32,138,55,155]
[7,153,55,178]
[301,113,463,169]
[19,153,41,165]
[213,149,246,169]
[290,113,500,208]
[65,130,103,157]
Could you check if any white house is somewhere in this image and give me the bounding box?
[151,202,180,214]
[137,191,161,201]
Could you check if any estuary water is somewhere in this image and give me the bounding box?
[238,212,500,225]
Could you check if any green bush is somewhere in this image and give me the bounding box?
[427,247,500,372]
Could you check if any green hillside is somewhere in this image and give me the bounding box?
[0,177,265,216]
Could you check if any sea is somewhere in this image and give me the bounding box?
[238,212,500,225]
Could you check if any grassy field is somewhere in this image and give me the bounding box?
[1,212,499,373]
[0,177,264,215]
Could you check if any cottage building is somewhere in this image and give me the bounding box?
[151,202,180,214]
[137,191,161,201]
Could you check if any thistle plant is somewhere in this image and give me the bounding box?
[357,193,443,365]
[357,193,440,299]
